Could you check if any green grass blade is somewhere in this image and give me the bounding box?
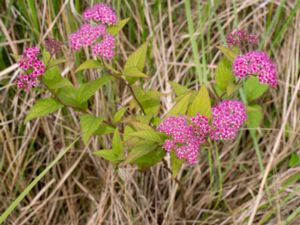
[184,0,206,84]
[0,138,79,224]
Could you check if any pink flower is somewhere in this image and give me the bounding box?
[83,3,118,25]
[16,47,44,91]
[158,114,210,165]
[191,113,210,142]
[92,34,116,60]
[233,51,278,87]
[15,74,37,91]
[210,100,247,140]
[69,24,115,60]
[18,47,40,70]
[69,24,106,50]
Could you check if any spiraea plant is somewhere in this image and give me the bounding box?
[15,3,278,178]
[5,2,278,221]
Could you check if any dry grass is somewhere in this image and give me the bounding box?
[1,0,300,224]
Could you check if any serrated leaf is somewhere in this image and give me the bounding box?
[76,75,113,103]
[123,67,148,78]
[80,114,103,144]
[289,153,300,168]
[56,86,85,109]
[43,66,73,91]
[42,50,51,65]
[246,105,263,128]
[215,58,235,91]
[124,42,148,85]
[128,121,166,143]
[226,83,241,97]
[169,81,189,97]
[25,98,63,122]
[244,76,269,101]
[217,46,238,62]
[166,92,192,116]
[94,124,115,135]
[135,148,166,169]
[113,107,127,123]
[107,18,130,36]
[76,59,103,73]
[124,42,148,71]
[48,58,66,67]
[188,85,211,118]
[171,151,184,178]
[112,129,123,155]
[94,149,119,162]
[125,142,158,164]
[132,86,161,115]
[128,130,164,143]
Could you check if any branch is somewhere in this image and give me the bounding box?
[162,158,187,218]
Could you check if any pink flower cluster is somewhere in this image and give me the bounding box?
[158,114,210,164]
[210,100,247,140]
[15,47,44,91]
[92,34,115,60]
[159,100,247,164]
[233,51,278,87]
[226,29,258,48]
[69,3,117,60]
[83,3,118,25]
[70,24,106,50]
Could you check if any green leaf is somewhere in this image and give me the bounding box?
[76,75,113,103]
[188,85,212,118]
[226,83,241,97]
[128,121,166,143]
[128,130,164,143]
[107,18,130,36]
[25,98,63,122]
[42,49,51,65]
[169,81,189,97]
[246,105,263,129]
[76,59,103,73]
[217,46,238,62]
[124,42,148,84]
[94,124,115,136]
[124,42,148,71]
[123,67,148,78]
[48,58,66,67]
[244,76,269,101]
[56,86,85,109]
[167,92,192,116]
[135,148,166,169]
[43,66,73,91]
[125,142,158,164]
[94,149,120,162]
[112,129,123,155]
[80,114,103,144]
[132,86,161,115]
[95,129,124,163]
[113,107,127,123]
[215,58,235,91]
[171,151,184,178]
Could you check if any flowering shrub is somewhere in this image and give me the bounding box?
[13,5,277,177]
